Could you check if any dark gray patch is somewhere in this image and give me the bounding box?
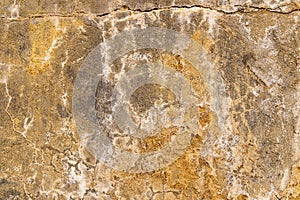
[56,104,69,118]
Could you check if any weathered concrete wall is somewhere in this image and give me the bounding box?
[0,1,299,199]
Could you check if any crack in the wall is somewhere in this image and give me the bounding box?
[4,78,24,137]
[120,4,300,15]
[3,73,39,154]
[0,3,299,22]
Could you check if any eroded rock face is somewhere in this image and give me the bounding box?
[0,1,299,199]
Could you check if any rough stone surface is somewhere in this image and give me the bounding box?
[0,0,299,199]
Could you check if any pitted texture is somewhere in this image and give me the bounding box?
[0,1,299,199]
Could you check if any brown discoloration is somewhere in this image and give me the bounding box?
[129,83,178,116]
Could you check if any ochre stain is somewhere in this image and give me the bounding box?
[28,19,85,75]
[161,52,210,108]
[192,30,213,52]
[199,106,211,127]
[28,20,57,75]
[109,135,228,199]
[114,126,179,153]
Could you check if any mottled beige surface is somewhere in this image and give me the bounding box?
[0,0,299,199]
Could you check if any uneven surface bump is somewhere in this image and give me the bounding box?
[0,0,299,199]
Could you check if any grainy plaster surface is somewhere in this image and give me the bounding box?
[0,0,299,199]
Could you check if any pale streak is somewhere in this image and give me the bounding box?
[61,51,69,106]
[59,50,71,133]
[61,51,69,107]
[43,17,66,65]
[22,115,34,138]
[9,0,19,19]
